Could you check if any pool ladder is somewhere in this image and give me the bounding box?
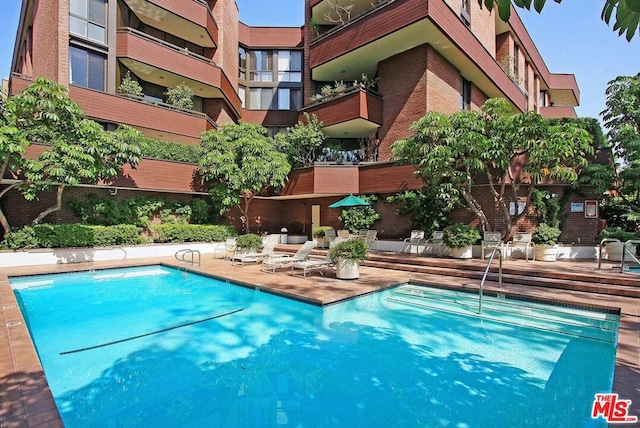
[479,248,503,314]
[597,238,640,273]
[175,249,201,267]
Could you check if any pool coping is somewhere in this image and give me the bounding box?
[1,257,639,426]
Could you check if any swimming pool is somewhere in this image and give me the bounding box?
[11,265,619,427]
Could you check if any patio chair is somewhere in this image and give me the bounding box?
[231,235,283,266]
[481,232,504,260]
[506,232,535,261]
[337,229,350,238]
[403,230,425,255]
[261,241,316,273]
[324,229,337,248]
[213,237,237,260]
[290,254,335,278]
[364,230,379,250]
[423,231,444,256]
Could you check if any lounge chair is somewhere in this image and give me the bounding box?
[481,231,503,259]
[364,230,379,250]
[290,255,335,278]
[261,241,316,273]
[423,231,444,256]
[337,229,350,238]
[324,229,337,248]
[214,237,237,260]
[231,235,282,266]
[506,232,534,261]
[403,230,425,255]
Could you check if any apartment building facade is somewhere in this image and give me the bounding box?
[7,0,591,239]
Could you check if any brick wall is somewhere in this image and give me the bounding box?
[377,45,428,161]
[426,46,463,114]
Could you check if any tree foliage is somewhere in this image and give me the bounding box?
[589,73,640,214]
[337,194,381,233]
[386,188,460,236]
[274,113,326,167]
[391,98,594,238]
[199,123,291,233]
[0,78,142,229]
[165,83,195,110]
[479,0,640,41]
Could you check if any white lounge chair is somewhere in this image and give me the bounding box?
[261,241,316,273]
[403,230,425,255]
[214,237,237,260]
[481,231,503,259]
[423,231,444,256]
[506,232,534,261]
[231,235,282,266]
[290,255,335,278]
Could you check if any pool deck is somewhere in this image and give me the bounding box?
[1,250,640,427]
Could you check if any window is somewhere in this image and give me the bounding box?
[239,85,246,108]
[249,50,273,82]
[69,45,105,90]
[275,88,303,110]
[539,90,547,107]
[513,45,520,81]
[460,77,471,110]
[239,47,246,80]
[70,0,107,44]
[461,0,471,26]
[277,51,302,82]
[524,60,530,90]
[249,87,274,110]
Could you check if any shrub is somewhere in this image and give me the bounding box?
[33,224,94,248]
[312,226,334,238]
[443,224,481,248]
[140,138,202,163]
[329,239,368,262]
[236,233,264,250]
[118,71,144,97]
[190,199,212,224]
[2,226,39,249]
[165,83,194,109]
[90,225,143,246]
[338,195,381,233]
[597,227,640,243]
[151,224,235,243]
[532,224,562,245]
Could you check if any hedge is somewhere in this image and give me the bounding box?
[151,224,236,243]
[1,223,235,249]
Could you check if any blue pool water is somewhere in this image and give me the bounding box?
[12,266,619,427]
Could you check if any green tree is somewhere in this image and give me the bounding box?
[479,0,640,41]
[274,113,326,167]
[391,98,594,238]
[199,123,291,233]
[118,71,144,97]
[26,121,143,224]
[586,73,640,218]
[165,83,195,110]
[338,194,381,233]
[386,188,460,236]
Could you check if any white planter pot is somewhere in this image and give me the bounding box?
[336,259,360,279]
[605,242,638,262]
[449,246,473,259]
[534,244,559,262]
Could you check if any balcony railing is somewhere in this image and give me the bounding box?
[305,84,382,108]
[117,28,217,66]
[311,0,398,44]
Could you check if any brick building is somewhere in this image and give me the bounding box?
[5,0,599,242]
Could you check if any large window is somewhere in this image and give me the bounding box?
[69,45,105,90]
[277,51,302,82]
[249,50,273,82]
[70,0,107,44]
[239,47,246,80]
[461,0,471,26]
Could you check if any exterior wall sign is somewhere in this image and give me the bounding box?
[585,200,598,219]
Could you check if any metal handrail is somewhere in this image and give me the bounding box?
[598,238,621,270]
[479,248,502,314]
[620,240,640,273]
[175,249,201,267]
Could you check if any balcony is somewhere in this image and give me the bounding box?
[300,87,383,138]
[279,162,422,197]
[539,106,578,119]
[122,0,217,48]
[116,28,241,117]
[309,0,526,111]
[547,73,580,107]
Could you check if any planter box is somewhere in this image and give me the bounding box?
[534,244,559,262]
[449,246,472,259]
[604,242,638,262]
[336,259,360,279]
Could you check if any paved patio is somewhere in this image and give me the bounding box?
[1,251,639,427]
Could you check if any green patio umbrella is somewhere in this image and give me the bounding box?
[328,195,370,208]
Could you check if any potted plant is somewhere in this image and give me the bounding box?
[312,226,334,249]
[235,233,263,254]
[532,224,562,262]
[597,227,640,262]
[443,224,480,259]
[329,239,369,279]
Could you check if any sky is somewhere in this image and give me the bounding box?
[1,0,638,121]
